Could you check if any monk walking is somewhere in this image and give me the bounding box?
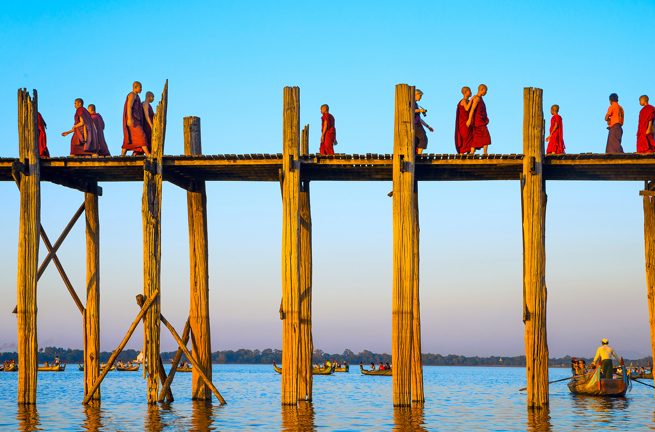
[88,104,111,156]
[455,87,473,154]
[467,84,491,155]
[414,89,434,155]
[61,98,98,156]
[637,95,655,154]
[121,81,150,156]
[605,93,624,154]
[320,104,337,155]
[142,91,155,148]
[546,105,565,154]
[37,112,50,157]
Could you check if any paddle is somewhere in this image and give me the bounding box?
[519,372,593,392]
[631,378,655,389]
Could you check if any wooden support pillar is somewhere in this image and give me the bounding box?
[16,89,40,404]
[298,125,313,401]
[184,116,212,400]
[281,86,301,405]
[142,81,168,404]
[392,84,416,407]
[84,188,100,401]
[411,181,424,403]
[643,186,655,398]
[522,87,549,409]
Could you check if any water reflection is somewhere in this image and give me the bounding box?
[16,404,40,432]
[281,402,316,431]
[570,395,630,425]
[144,404,164,432]
[393,404,427,431]
[190,400,216,431]
[82,401,103,432]
[526,406,552,432]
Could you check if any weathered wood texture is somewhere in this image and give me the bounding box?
[643,194,655,398]
[281,86,301,405]
[298,125,313,401]
[184,116,212,400]
[411,182,424,403]
[392,84,416,407]
[158,318,191,402]
[522,87,549,409]
[84,190,100,401]
[142,81,168,404]
[16,89,40,404]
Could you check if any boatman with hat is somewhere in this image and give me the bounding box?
[593,338,621,379]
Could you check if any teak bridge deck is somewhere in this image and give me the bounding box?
[7,84,655,410]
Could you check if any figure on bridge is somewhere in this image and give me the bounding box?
[455,87,473,154]
[414,89,433,155]
[142,91,155,148]
[88,104,111,156]
[121,81,151,157]
[37,112,49,158]
[467,84,491,155]
[637,95,655,154]
[546,105,565,154]
[320,104,337,155]
[61,98,98,156]
[605,93,624,154]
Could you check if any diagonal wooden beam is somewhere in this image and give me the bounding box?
[158,318,191,402]
[37,202,85,280]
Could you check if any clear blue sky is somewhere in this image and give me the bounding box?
[1,0,654,359]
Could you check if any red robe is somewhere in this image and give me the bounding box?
[471,96,491,149]
[143,104,155,148]
[91,113,111,156]
[637,104,655,154]
[546,114,565,154]
[320,112,336,155]
[37,112,49,158]
[122,92,148,152]
[70,107,98,156]
[455,102,472,154]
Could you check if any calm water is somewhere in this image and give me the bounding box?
[0,365,654,431]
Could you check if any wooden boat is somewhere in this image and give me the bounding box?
[335,363,349,373]
[100,364,115,372]
[78,364,84,371]
[359,362,392,376]
[273,361,335,375]
[568,359,629,397]
[5,363,18,372]
[0,365,4,372]
[116,364,140,372]
[38,363,66,372]
[177,366,193,372]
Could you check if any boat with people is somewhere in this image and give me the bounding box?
[38,363,66,372]
[359,362,392,376]
[568,359,630,397]
[4,362,18,372]
[117,363,140,372]
[335,362,349,373]
[273,361,335,375]
[100,363,115,372]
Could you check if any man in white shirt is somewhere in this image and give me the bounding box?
[593,338,621,379]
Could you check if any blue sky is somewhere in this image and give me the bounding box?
[1,0,654,359]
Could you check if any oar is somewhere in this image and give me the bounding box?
[632,378,655,389]
[519,372,593,392]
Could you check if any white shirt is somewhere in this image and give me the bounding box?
[593,345,620,363]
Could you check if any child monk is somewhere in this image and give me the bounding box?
[546,105,565,154]
[605,93,624,153]
[121,81,150,156]
[142,91,155,148]
[637,95,655,154]
[61,98,98,156]
[87,104,111,156]
[37,112,50,157]
[455,87,473,154]
[467,84,491,155]
[320,104,337,155]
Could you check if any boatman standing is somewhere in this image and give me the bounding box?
[593,338,621,379]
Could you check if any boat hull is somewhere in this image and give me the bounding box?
[38,364,66,372]
[273,362,335,375]
[359,364,392,376]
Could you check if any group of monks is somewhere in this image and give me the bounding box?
[36,81,156,158]
[454,84,492,155]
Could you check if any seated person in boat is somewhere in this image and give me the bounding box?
[385,363,391,370]
[593,338,621,379]
[370,362,376,371]
[44,361,49,367]
[54,356,60,364]
[379,362,385,370]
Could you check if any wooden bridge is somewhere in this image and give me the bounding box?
[6,84,655,409]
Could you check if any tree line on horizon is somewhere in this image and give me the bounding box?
[1,347,652,368]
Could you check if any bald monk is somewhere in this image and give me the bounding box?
[61,98,98,156]
[637,95,655,154]
[455,87,473,154]
[88,104,111,156]
[37,112,50,157]
[121,81,150,156]
[467,84,491,155]
[546,105,566,154]
[605,93,624,154]
[142,91,155,148]
[320,104,337,155]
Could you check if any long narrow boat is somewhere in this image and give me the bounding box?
[568,359,629,397]
[5,363,18,372]
[100,364,115,372]
[0,365,4,372]
[38,363,66,372]
[335,363,349,373]
[116,364,140,372]
[359,362,392,376]
[177,366,193,373]
[273,362,335,375]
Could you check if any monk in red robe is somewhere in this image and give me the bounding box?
[88,104,111,156]
[320,104,337,155]
[546,105,566,154]
[637,95,655,154]
[61,98,98,156]
[455,87,473,154]
[121,81,150,156]
[142,91,155,148]
[37,112,50,158]
[467,84,491,155]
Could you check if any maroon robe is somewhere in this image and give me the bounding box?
[91,113,111,156]
[143,104,155,147]
[546,114,565,154]
[637,104,655,154]
[37,112,50,158]
[455,102,473,154]
[320,112,336,155]
[122,92,148,152]
[70,107,98,156]
[471,96,491,149]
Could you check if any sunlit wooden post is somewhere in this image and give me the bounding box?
[522,87,549,409]
[642,183,655,398]
[411,182,424,403]
[84,188,100,401]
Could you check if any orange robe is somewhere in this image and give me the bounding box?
[546,114,565,154]
[455,102,472,154]
[37,112,49,157]
[90,113,111,156]
[637,104,655,154]
[122,92,148,152]
[471,96,491,149]
[70,107,98,156]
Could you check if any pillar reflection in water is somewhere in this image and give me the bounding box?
[144,404,164,432]
[190,400,216,431]
[393,404,427,431]
[526,406,552,432]
[281,402,316,431]
[82,401,103,432]
[16,404,40,432]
